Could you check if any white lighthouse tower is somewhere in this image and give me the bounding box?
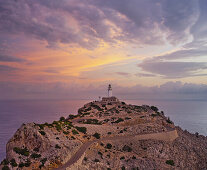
[108,84,112,97]
[101,84,119,104]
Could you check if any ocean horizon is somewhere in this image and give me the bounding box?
[1,99,207,161]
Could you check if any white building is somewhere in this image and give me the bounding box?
[101,84,119,104]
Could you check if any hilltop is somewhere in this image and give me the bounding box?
[1,99,207,170]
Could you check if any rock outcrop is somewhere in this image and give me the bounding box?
[1,100,207,170]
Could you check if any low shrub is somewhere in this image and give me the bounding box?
[2,165,10,170]
[13,147,29,157]
[83,119,102,125]
[120,156,125,160]
[59,116,65,121]
[112,118,124,124]
[25,159,31,167]
[121,166,126,170]
[40,158,47,166]
[94,159,99,162]
[31,153,41,159]
[122,145,132,152]
[39,131,46,136]
[166,117,173,124]
[106,143,112,149]
[33,147,39,152]
[63,131,69,135]
[166,160,174,166]
[55,144,61,149]
[72,129,79,135]
[1,159,9,165]
[93,133,100,139]
[19,162,25,168]
[150,106,159,112]
[83,157,87,161]
[98,151,103,156]
[55,124,62,131]
[75,126,87,134]
[10,158,17,167]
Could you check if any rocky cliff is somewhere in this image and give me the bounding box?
[1,100,207,170]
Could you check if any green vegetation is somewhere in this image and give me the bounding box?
[1,159,9,165]
[36,122,54,130]
[25,159,31,167]
[132,155,136,159]
[2,166,10,170]
[121,102,126,105]
[83,157,87,161]
[112,118,124,124]
[93,132,100,139]
[120,156,125,160]
[107,132,112,135]
[75,126,87,134]
[125,117,131,120]
[72,129,79,135]
[68,114,78,119]
[33,147,39,152]
[83,119,102,125]
[91,104,103,111]
[151,114,158,117]
[59,116,65,121]
[150,106,159,112]
[63,131,69,135]
[39,130,46,136]
[94,159,100,162]
[121,166,126,170]
[53,121,62,131]
[166,160,174,166]
[10,159,17,167]
[19,162,25,168]
[98,151,103,156]
[166,117,173,124]
[106,143,112,149]
[13,147,29,156]
[31,153,41,159]
[55,144,61,149]
[39,158,47,168]
[122,145,132,152]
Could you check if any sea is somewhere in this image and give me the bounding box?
[1,99,207,161]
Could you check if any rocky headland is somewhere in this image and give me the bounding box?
[1,99,207,170]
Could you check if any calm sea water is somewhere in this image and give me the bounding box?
[0,99,207,161]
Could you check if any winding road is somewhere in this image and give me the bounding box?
[55,129,178,170]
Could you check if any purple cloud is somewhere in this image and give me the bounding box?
[138,61,207,79]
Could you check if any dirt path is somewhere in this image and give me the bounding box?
[55,129,178,170]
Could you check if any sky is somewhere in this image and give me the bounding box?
[0,0,207,100]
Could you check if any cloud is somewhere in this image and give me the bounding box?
[138,61,207,78]
[116,72,130,77]
[0,0,201,50]
[1,81,207,101]
[0,54,25,62]
[135,73,157,77]
[154,48,207,61]
[0,65,19,72]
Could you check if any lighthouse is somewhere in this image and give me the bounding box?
[108,84,112,97]
[101,84,119,104]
